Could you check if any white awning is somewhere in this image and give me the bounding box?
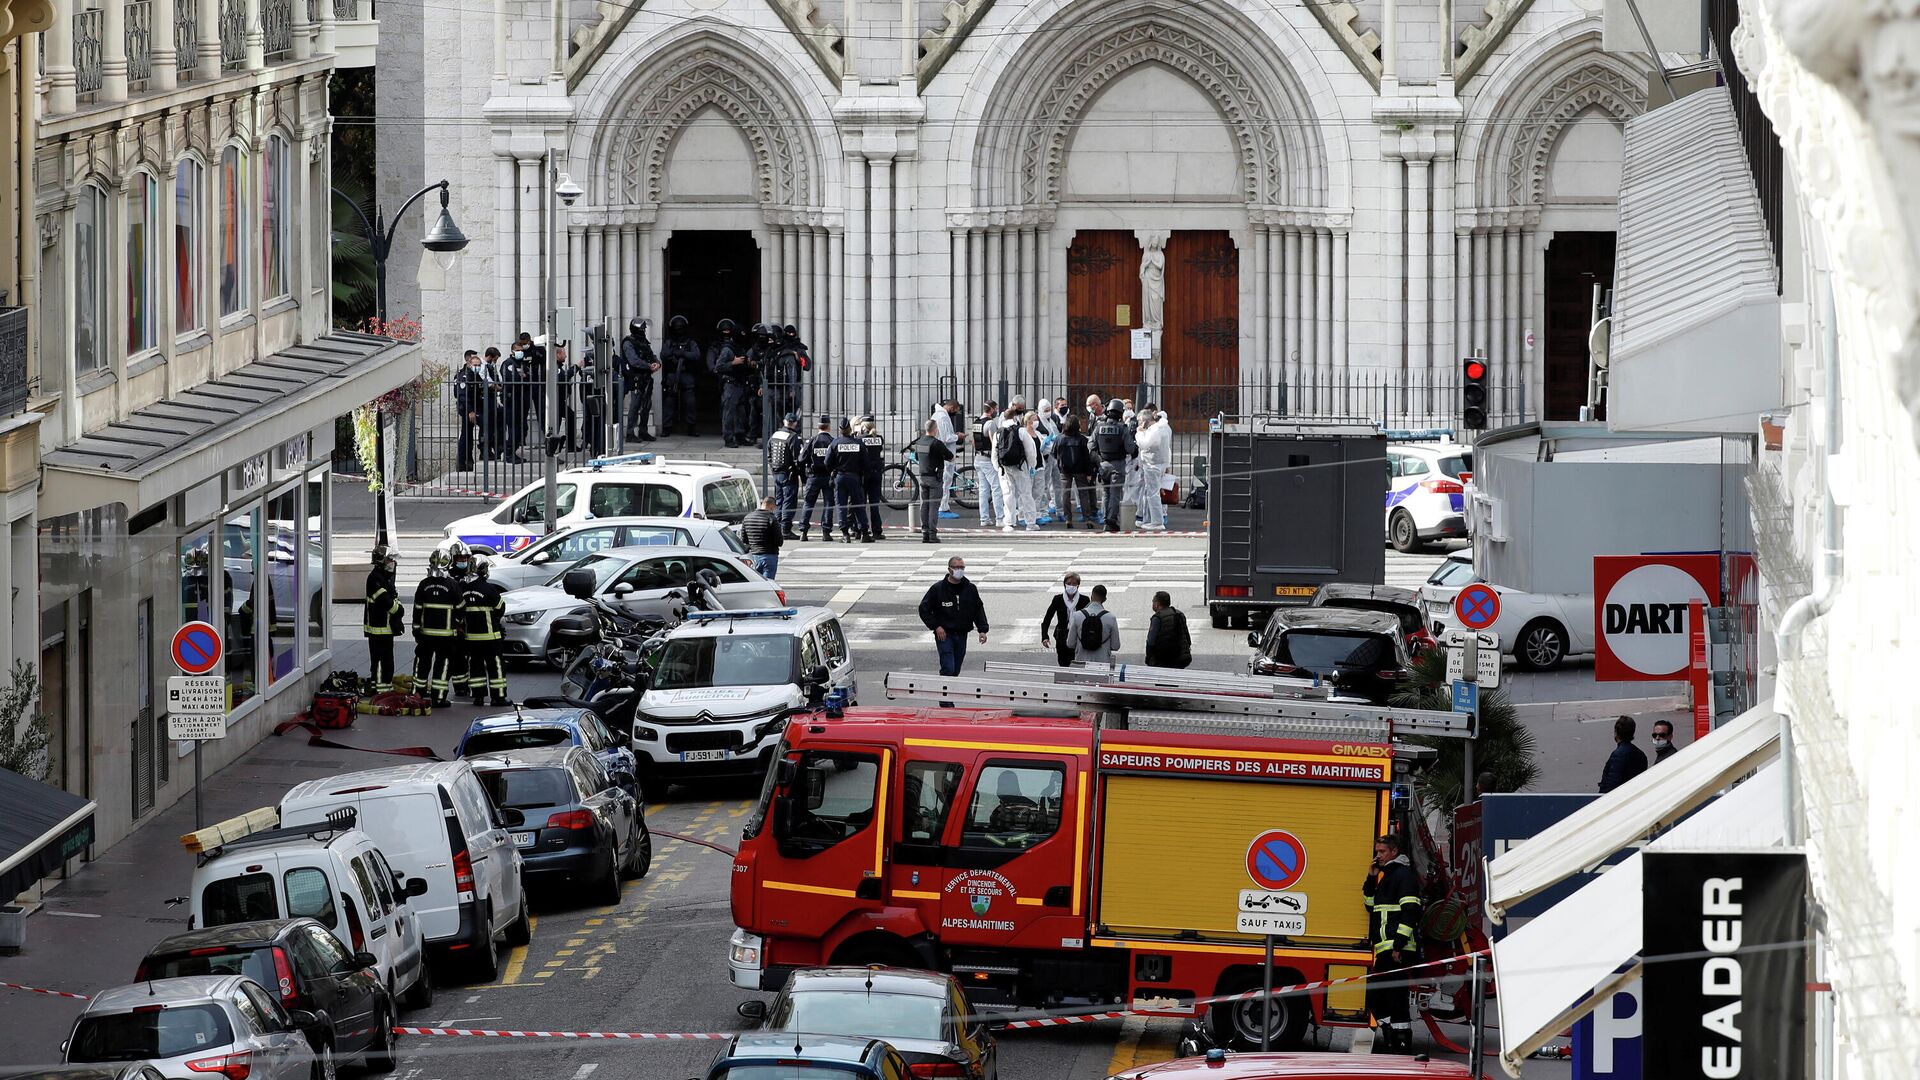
[1493,761,1788,1075]
[1486,699,1779,920]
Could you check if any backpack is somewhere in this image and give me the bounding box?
[1078,610,1106,652]
[996,426,1027,467]
[1057,435,1092,476]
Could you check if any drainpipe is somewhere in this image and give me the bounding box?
[1772,276,1842,847]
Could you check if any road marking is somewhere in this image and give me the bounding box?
[830,585,869,614]
[500,913,537,984]
[570,1066,599,1080]
[1106,1016,1182,1073]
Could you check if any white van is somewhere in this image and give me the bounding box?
[187,812,433,1008]
[280,761,529,982]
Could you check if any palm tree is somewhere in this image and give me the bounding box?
[1391,646,1540,811]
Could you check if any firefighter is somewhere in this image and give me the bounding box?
[829,417,870,543]
[411,549,460,707]
[363,546,404,692]
[767,412,803,538]
[1363,833,1424,1053]
[445,540,477,701]
[1092,399,1138,534]
[858,415,887,541]
[460,557,511,707]
[798,414,837,541]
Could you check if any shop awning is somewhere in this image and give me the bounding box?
[41,332,419,519]
[0,767,95,903]
[1486,699,1779,920]
[1493,760,1787,1075]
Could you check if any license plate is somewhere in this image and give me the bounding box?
[680,749,728,763]
[513,832,536,847]
[1274,586,1316,597]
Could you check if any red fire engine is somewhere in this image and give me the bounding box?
[727,663,1476,1049]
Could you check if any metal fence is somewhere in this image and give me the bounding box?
[263,0,293,59]
[126,0,152,90]
[73,9,102,98]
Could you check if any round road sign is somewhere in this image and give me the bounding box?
[1245,830,1308,891]
[172,621,224,675]
[1454,583,1501,631]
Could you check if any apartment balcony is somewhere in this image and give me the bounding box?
[331,0,373,68]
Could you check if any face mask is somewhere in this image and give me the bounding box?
[1063,586,1077,598]
[950,568,966,581]
[512,350,524,360]
[1652,737,1671,749]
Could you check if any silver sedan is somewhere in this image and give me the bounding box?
[479,516,747,591]
[64,975,323,1080]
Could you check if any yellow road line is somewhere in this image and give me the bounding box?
[499,913,537,984]
[1106,1016,1181,1075]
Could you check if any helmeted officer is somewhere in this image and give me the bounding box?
[761,328,804,444]
[459,558,511,707]
[445,541,478,700]
[713,321,755,447]
[1092,398,1138,533]
[829,418,871,543]
[858,415,887,542]
[412,548,461,707]
[767,412,804,539]
[619,318,657,442]
[363,545,404,693]
[798,415,837,541]
[659,316,702,436]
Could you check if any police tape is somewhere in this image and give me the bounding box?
[394,1027,730,1041]
[0,979,91,1001]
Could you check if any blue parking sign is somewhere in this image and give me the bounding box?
[1572,980,1642,1079]
[1451,680,1478,715]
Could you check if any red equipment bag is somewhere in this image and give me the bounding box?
[309,692,358,730]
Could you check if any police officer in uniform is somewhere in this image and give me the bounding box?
[829,418,871,543]
[460,558,511,707]
[619,318,657,442]
[858,416,887,541]
[798,415,837,541]
[713,321,755,447]
[412,549,461,707]
[1093,399,1138,533]
[659,316,703,436]
[363,546,404,692]
[767,412,804,539]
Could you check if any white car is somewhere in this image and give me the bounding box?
[502,545,785,667]
[1386,442,1473,552]
[1421,554,1595,671]
[64,976,321,1080]
[482,516,748,591]
[441,455,757,554]
[634,607,856,780]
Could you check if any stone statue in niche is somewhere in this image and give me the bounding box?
[1138,231,1168,331]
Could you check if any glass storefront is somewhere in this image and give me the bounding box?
[223,504,259,708]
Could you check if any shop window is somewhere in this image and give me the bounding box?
[224,506,260,708]
[304,474,326,660]
[263,135,289,301]
[218,145,249,318]
[75,185,108,373]
[128,172,160,354]
[181,529,216,626]
[266,486,299,684]
[175,159,204,335]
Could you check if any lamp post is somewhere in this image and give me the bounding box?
[541,153,583,535]
[333,180,470,547]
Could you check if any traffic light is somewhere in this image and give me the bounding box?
[1461,356,1488,430]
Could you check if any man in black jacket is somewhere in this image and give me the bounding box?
[1092,399,1138,533]
[711,320,753,446]
[910,420,955,544]
[829,419,870,543]
[919,557,989,682]
[1598,716,1649,792]
[1038,572,1090,667]
[659,316,703,436]
[1363,833,1424,1053]
[619,318,657,442]
[740,496,783,580]
[798,415,837,541]
[1143,591,1192,668]
[362,546,404,692]
[767,412,804,539]
[453,351,485,469]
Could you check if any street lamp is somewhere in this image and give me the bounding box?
[334,180,469,547]
[541,158,583,533]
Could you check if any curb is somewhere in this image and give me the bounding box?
[1512,696,1687,722]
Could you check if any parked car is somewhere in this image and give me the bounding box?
[63,976,323,1080]
[457,708,640,800]
[1109,1048,1474,1079]
[279,761,529,982]
[738,967,997,1080]
[1426,575,1595,671]
[698,1033,916,1080]
[634,608,855,781]
[1385,442,1473,552]
[480,516,748,591]
[1248,608,1412,704]
[468,746,651,904]
[1,1067,170,1080]
[1417,553,1483,628]
[501,546,784,667]
[442,458,757,552]
[187,814,431,1009]
[136,919,396,1072]
[1309,583,1435,654]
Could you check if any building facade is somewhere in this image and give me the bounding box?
[415,0,1653,433]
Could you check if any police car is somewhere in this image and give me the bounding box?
[442,454,758,553]
[1385,439,1474,553]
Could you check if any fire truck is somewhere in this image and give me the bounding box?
[726,662,1474,1050]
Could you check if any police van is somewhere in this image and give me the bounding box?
[1385,436,1474,553]
[442,455,758,553]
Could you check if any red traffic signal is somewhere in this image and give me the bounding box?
[1464,360,1486,381]
[1461,356,1489,430]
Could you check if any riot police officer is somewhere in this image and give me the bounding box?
[767,412,804,539]
[659,316,702,436]
[713,321,755,447]
[619,318,657,442]
[363,546,404,693]
[412,548,461,707]
[460,558,511,707]
[762,325,805,435]
[798,415,837,541]
[1092,399,1138,533]
[858,416,888,541]
[830,418,871,543]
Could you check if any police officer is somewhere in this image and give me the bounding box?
[1092,398,1138,533]
[767,412,804,539]
[363,546,404,693]
[659,316,702,436]
[619,318,657,442]
[412,549,461,707]
[769,324,808,428]
[829,418,870,543]
[798,415,837,541]
[506,332,547,453]
[454,350,485,470]
[460,558,511,707]
[713,321,755,447]
[858,416,887,541]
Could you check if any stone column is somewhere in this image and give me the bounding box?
[1504,228,1522,408]
[292,0,314,59]
[1315,227,1333,404]
[1405,158,1430,404]
[984,228,1002,385]
[567,225,585,326]
[1037,227,1053,381]
[1249,225,1267,391]
[516,157,541,333]
[869,158,894,374]
[1454,230,1471,372]
[798,229,815,343]
[845,158,867,379]
[952,228,970,387]
[1487,228,1505,389]
[1265,225,1282,405]
[1018,226,1037,389]
[1283,228,1302,394]
[495,156,519,344]
[828,225,844,373]
[153,0,180,91]
[966,230,985,392]
[811,228,828,374]
[103,0,128,102]
[45,0,76,113]
[619,225,639,322]
[585,227,604,344]
[196,0,220,79]
[762,225,779,324]
[1472,230,1489,363]
[1433,154,1456,390]
[1332,231,1349,414]
[244,0,264,69]
[317,0,335,56]
[1511,227,1528,417]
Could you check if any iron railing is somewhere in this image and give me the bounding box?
[175,2,197,74]
[125,0,152,90]
[332,0,358,17]
[73,9,103,99]
[219,0,244,69]
[0,307,28,416]
[306,0,316,23]
[1708,0,1784,287]
[263,0,293,58]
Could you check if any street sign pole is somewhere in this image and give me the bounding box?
[194,742,203,829]
[1261,934,1275,1052]
[1462,635,1480,796]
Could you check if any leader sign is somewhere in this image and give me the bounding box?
[1593,555,1721,681]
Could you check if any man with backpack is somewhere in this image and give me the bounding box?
[767,412,804,538]
[1092,399,1138,533]
[995,406,1039,532]
[1039,572,1092,667]
[1054,415,1099,528]
[1144,591,1193,668]
[969,401,1006,528]
[1067,584,1120,664]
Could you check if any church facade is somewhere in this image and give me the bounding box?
[417,0,1652,429]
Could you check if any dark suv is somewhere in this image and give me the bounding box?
[469,745,651,906]
[1248,608,1412,704]
[1309,582,1436,654]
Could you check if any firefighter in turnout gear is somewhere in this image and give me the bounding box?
[362,546,404,692]
[768,412,803,538]
[858,416,887,541]
[798,415,837,541]
[830,418,870,542]
[1363,833,1424,1053]
[444,541,478,700]
[460,558,511,706]
[412,549,461,707]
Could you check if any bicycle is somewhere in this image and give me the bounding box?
[890,449,981,511]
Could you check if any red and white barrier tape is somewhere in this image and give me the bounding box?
[395,1026,729,1041]
[0,979,91,1001]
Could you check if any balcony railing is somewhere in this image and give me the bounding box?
[218,0,243,69]
[176,3,197,75]
[0,307,30,418]
[1708,0,1784,286]
[73,9,103,99]
[332,0,355,16]
[263,0,293,59]
[126,0,152,91]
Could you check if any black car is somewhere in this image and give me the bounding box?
[134,918,395,1073]
[470,746,651,906]
[1247,608,1412,704]
[1308,582,1437,654]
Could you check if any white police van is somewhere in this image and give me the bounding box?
[442,454,758,554]
[1385,436,1474,553]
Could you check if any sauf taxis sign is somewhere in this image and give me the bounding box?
[1593,555,1721,682]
